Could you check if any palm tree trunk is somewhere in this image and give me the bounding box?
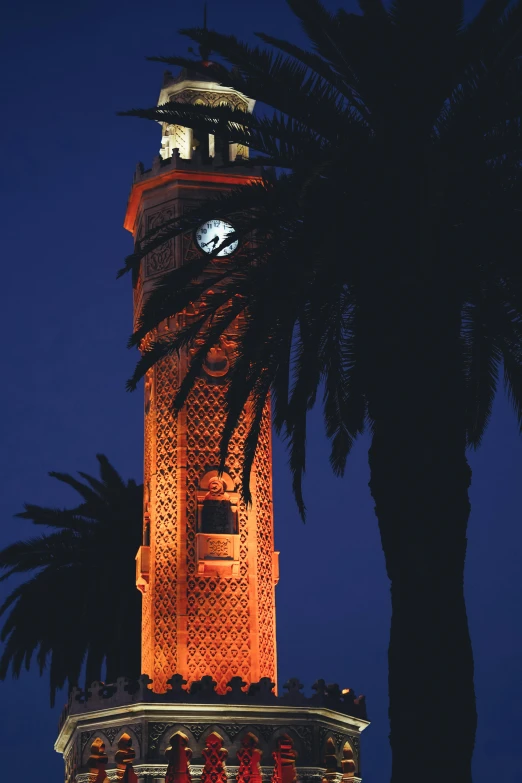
[367,299,476,782]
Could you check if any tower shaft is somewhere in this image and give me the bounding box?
[129,162,278,694]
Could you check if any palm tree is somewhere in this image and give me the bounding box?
[0,455,142,705]
[120,2,522,781]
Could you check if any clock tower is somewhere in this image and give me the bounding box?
[128,67,278,698]
[55,65,368,783]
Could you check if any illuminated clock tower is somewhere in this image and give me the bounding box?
[129,68,278,697]
[55,66,368,783]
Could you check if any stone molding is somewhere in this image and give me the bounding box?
[75,764,354,783]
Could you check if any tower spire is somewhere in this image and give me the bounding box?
[199,2,211,65]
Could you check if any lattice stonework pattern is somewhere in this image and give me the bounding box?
[141,367,155,680]
[145,354,180,691]
[253,404,277,684]
[143,347,276,692]
[184,378,251,693]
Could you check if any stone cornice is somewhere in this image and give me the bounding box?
[158,79,256,114]
[124,158,263,234]
[56,701,368,755]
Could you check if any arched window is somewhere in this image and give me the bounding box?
[201,476,236,534]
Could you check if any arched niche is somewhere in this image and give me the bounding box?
[222,727,262,762]
[197,470,238,534]
[342,740,357,777]
[195,471,240,575]
[165,731,193,778]
[198,726,227,756]
[114,726,141,761]
[158,724,196,758]
[81,732,114,767]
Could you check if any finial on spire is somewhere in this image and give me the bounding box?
[199,2,211,65]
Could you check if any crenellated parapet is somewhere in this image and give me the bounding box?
[59,677,367,730]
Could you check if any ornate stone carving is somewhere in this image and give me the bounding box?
[148,723,171,755]
[115,733,138,782]
[184,382,274,691]
[133,723,143,751]
[104,727,120,745]
[349,736,359,757]
[172,89,248,112]
[201,336,235,379]
[254,725,277,744]
[225,676,248,701]
[207,538,231,557]
[88,738,109,783]
[237,733,262,783]
[138,336,276,692]
[166,732,192,783]
[282,679,305,702]
[189,675,219,700]
[321,738,338,783]
[221,724,243,741]
[248,679,277,702]
[167,674,188,696]
[146,352,179,689]
[187,724,211,742]
[272,735,297,783]
[318,728,328,748]
[60,678,366,723]
[81,731,94,755]
[65,738,80,783]
[145,206,175,277]
[291,726,313,754]
[341,743,355,780]
[201,732,228,783]
[194,471,241,574]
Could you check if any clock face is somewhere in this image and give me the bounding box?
[195,219,239,257]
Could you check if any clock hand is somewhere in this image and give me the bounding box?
[201,235,220,248]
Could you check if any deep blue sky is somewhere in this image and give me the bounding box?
[1,0,522,780]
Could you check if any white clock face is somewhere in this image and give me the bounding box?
[195,220,238,257]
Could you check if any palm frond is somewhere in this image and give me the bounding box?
[173,28,363,137]
[122,0,522,519]
[15,504,91,532]
[0,456,142,703]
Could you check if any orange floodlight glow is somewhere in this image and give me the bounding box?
[129,164,278,695]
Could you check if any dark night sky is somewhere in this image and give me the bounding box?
[1,0,522,780]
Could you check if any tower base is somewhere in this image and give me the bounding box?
[56,677,368,783]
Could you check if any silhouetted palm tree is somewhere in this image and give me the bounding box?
[0,455,142,705]
[120,2,522,781]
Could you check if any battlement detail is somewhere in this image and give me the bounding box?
[60,676,367,730]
